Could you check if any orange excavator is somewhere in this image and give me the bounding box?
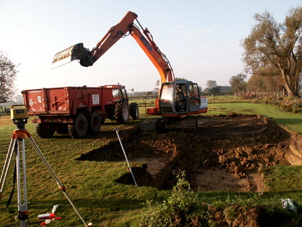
[53,11,207,128]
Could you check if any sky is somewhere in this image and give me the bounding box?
[0,0,301,96]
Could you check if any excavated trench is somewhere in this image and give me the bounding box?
[77,114,294,192]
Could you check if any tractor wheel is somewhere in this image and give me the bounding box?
[130,103,139,120]
[88,111,101,133]
[115,102,129,124]
[36,123,56,138]
[68,113,88,138]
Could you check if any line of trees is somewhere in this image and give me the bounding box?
[228,73,289,98]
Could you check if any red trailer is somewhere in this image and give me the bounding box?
[22,85,138,138]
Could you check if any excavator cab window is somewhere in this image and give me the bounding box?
[188,83,201,112]
[175,84,187,112]
[161,84,173,101]
[159,83,174,114]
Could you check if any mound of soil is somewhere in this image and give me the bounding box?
[206,204,301,227]
[77,114,291,192]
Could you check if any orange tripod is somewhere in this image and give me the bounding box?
[0,127,91,226]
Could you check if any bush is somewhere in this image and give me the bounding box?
[139,171,206,226]
[253,97,302,114]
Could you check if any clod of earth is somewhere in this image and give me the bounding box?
[77,114,292,192]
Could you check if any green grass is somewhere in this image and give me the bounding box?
[262,165,302,192]
[0,118,160,226]
[0,101,302,226]
[207,103,302,133]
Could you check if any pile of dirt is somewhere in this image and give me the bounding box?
[205,204,301,227]
[77,114,291,192]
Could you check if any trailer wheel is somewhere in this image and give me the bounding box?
[88,111,101,133]
[130,103,139,120]
[68,113,88,138]
[115,101,129,124]
[36,123,56,138]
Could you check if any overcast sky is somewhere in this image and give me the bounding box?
[0,0,301,95]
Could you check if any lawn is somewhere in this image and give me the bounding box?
[207,102,302,133]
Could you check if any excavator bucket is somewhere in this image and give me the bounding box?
[52,43,88,66]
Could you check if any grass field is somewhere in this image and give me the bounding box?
[206,102,302,133]
[0,102,302,226]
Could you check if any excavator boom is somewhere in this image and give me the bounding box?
[52,11,174,83]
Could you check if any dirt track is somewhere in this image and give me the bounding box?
[78,114,291,192]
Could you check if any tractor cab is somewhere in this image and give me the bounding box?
[110,85,129,102]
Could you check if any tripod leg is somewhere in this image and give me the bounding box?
[0,138,17,198]
[28,136,90,227]
[16,139,28,227]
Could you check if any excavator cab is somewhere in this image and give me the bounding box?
[159,81,207,117]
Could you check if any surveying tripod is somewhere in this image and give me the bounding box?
[0,105,91,226]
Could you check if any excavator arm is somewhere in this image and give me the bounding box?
[53,11,174,83]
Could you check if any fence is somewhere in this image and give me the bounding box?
[0,106,10,114]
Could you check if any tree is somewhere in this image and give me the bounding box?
[206,80,217,89]
[300,72,302,90]
[247,75,265,92]
[175,77,188,81]
[229,73,247,93]
[208,86,221,94]
[247,74,283,92]
[242,6,302,98]
[0,51,18,102]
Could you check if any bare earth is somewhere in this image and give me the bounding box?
[78,114,291,192]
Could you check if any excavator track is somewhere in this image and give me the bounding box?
[140,116,198,132]
[180,116,198,132]
[140,118,162,131]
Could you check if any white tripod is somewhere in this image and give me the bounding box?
[0,107,91,226]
